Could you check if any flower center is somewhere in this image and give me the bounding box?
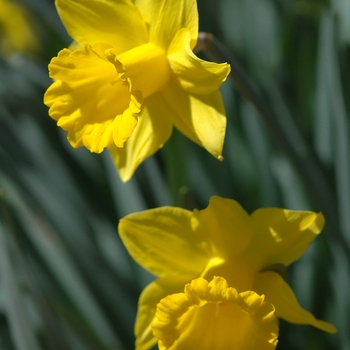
[91,42,172,148]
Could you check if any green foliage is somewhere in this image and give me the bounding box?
[0,0,349,349]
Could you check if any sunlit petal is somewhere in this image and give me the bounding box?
[244,209,325,270]
[118,205,208,276]
[168,28,230,94]
[162,82,226,160]
[148,0,198,50]
[254,272,337,334]
[194,196,253,258]
[109,92,173,181]
[56,0,148,52]
[133,0,151,23]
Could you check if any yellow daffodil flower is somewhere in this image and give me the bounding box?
[0,0,39,56]
[44,0,230,181]
[118,196,336,350]
[153,276,279,350]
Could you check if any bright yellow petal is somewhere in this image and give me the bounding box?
[44,43,141,153]
[56,0,148,52]
[0,0,39,55]
[112,108,138,148]
[161,82,226,160]
[254,272,337,334]
[135,274,194,350]
[168,28,230,94]
[194,196,253,258]
[244,208,325,271]
[109,92,173,181]
[132,0,151,23]
[148,0,198,50]
[118,205,209,276]
[152,277,278,350]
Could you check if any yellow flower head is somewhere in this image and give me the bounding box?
[44,0,230,181]
[153,276,279,350]
[118,196,336,350]
[0,0,39,56]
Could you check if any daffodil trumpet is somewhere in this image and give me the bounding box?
[153,276,279,350]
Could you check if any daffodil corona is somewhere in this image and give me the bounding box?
[153,276,279,350]
[118,196,337,350]
[44,0,230,181]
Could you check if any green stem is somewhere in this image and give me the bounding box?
[163,129,190,207]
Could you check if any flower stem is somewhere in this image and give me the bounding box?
[163,129,190,207]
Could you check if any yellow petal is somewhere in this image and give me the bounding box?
[133,0,151,23]
[168,28,230,94]
[254,272,337,334]
[152,277,279,350]
[56,0,148,53]
[0,0,39,55]
[44,43,141,153]
[109,92,173,181]
[135,274,194,350]
[194,196,253,257]
[112,108,138,148]
[244,208,325,270]
[148,0,198,50]
[200,257,256,294]
[161,82,226,160]
[118,205,209,276]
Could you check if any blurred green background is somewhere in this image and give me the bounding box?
[0,0,349,349]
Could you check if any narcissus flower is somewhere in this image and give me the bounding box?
[0,0,39,56]
[153,276,279,350]
[44,0,230,181]
[118,196,336,350]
